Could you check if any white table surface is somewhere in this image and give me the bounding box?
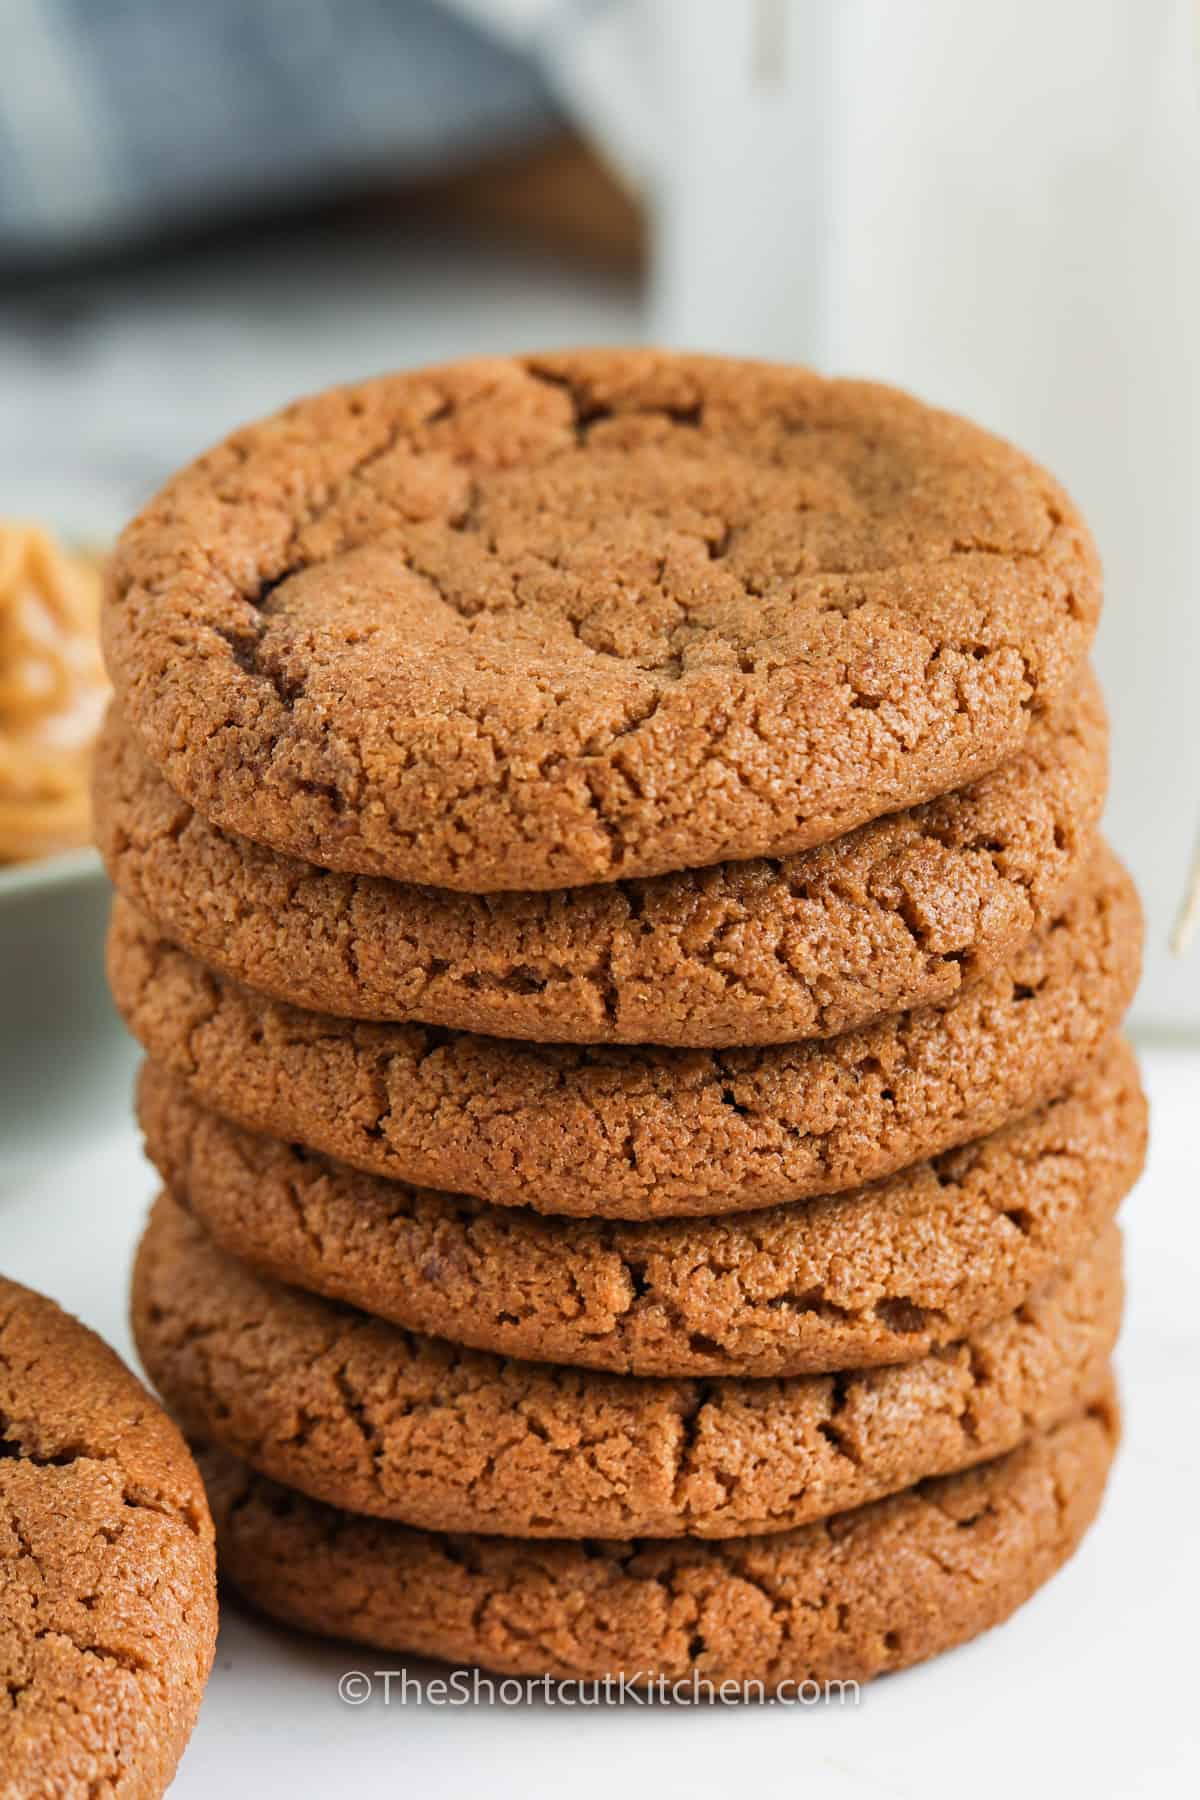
[1,1042,1196,1799]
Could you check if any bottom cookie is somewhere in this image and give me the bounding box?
[201,1398,1116,1694]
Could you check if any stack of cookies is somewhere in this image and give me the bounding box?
[95,351,1146,1693]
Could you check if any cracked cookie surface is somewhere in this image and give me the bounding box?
[133,1191,1120,1540]
[200,1400,1117,1689]
[102,350,1101,891]
[108,844,1141,1218]
[139,1041,1144,1377]
[0,1277,216,1799]
[94,674,1107,1045]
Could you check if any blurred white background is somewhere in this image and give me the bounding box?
[4,0,1196,1028]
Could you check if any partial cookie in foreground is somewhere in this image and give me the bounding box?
[140,1041,1145,1377]
[201,1401,1117,1690]
[108,844,1141,1218]
[103,351,1101,892]
[95,679,1107,1045]
[133,1191,1120,1540]
[0,1276,216,1798]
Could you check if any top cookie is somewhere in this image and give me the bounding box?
[103,351,1100,891]
[0,1276,216,1799]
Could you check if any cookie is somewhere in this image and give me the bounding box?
[132,1191,1120,1541]
[108,844,1141,1219]
[0,1276,216,1798]
[139,1040,1145,1378]
[103,350,1101,892]
[94,675,1107,1046]
[200,1400,1117,1689]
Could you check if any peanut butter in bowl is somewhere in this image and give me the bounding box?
[0,522,110,865]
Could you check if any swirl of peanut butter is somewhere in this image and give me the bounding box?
[0,522,109,864]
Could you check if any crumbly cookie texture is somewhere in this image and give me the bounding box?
[103,351,1101,892]
[0,1277,216,1799]
[108,845,1141,1218]
[140,1041,1144,1378]
[133,1191,1120,1541]
[94,675,1107,1046]
[200,1400,1117,1689]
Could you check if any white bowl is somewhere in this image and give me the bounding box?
[0,847,138,1186]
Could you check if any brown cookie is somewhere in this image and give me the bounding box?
[132,1191,1120,1541]
[0,1276,217,1798]
[139,1040,1145,1378]
[103,350,1100,893]
[108,844,1141,1219]
[94,676,1107,1046]
[200,1400,1118,1690]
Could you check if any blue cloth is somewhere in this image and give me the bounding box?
[0,0,557,264]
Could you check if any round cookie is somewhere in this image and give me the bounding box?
[0,1277,216,1798]
[103,350,1101,892]
[200,1400,1117,1690]
[108,844,1141,1219]
[140,1040,1145,1378]
[132,1192,1121,1541]
[94,676,1108,1046]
